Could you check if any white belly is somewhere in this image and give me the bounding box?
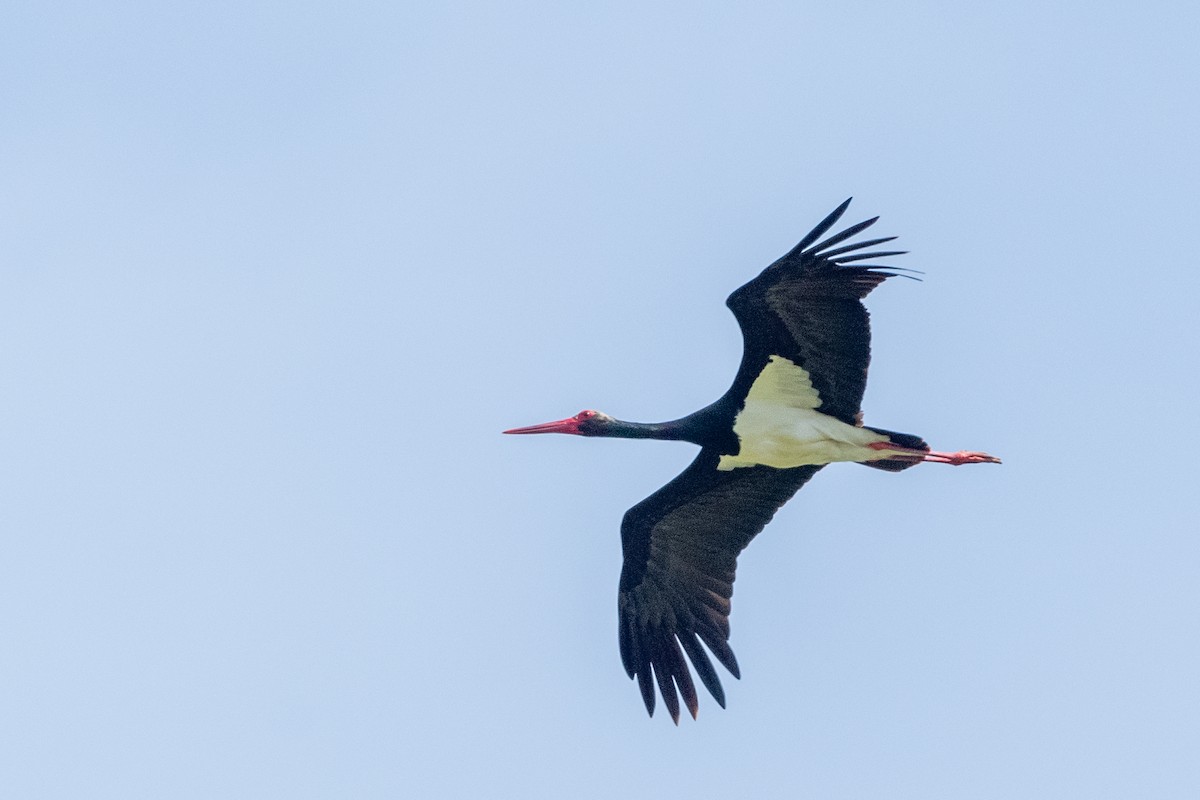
[715,354,901,471]
[717,404,890,470]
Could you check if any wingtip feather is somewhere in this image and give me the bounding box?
[679,632,726,708]
[820,235,898,259]
[666,636,699,721]
[790,199,854,253]
[835,250,908,263]
[653,661,681,724]
[637,662,656,717]
[809,216,880,255]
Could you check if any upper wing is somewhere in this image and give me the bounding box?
[724,199,911,424]
[618,449,823,721]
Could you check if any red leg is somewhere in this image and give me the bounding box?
[868,441,1001,465]
[921,450,1001,466]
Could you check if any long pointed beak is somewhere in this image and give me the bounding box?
[503,416,581,435]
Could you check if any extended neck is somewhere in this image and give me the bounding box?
[600,418,695,441]
[600,403,733,448]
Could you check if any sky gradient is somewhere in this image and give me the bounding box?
[3,3,1199,798]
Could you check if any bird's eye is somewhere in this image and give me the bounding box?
[577,410,596,420]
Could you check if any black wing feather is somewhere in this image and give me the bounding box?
[834,250,908,263]
[819,235,898,259]
[618,450,822,721]
[724,199,907,424]
[810,216,880,254]
[779,197,852,257]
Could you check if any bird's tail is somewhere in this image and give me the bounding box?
[859,427,928,472]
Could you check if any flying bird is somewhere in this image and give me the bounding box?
[505,199,1000,723]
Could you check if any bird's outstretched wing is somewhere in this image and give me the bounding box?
[725,198,911,424]
[618,450,823,721]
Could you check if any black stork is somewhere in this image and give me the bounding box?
[505,199,1000,723]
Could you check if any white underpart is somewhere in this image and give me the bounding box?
[717,355,907,471]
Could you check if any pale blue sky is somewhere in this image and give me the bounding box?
[3,2,1199,798]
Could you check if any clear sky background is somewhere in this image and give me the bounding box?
[3,2,1198,798]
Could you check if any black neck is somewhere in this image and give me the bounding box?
[601,401,735,449]
[602,419,693,441]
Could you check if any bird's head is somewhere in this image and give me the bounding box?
[504,409,615,436]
